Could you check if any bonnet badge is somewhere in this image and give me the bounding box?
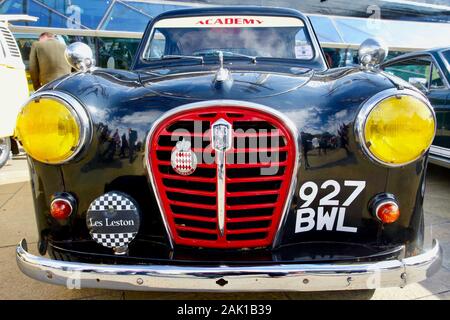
[171,139,197,175]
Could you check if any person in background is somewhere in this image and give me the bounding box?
[29,32,71,90]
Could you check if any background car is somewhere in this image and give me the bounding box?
[0,16,31,168]
[382,48,450,168]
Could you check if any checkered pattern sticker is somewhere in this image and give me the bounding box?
[88,192,136,211]
[92,232,137,248]
[171,150,197,175]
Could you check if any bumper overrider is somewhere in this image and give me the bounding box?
[16,239,442,292]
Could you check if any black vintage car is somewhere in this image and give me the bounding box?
[382,48,450,168]
[15,7,441,292]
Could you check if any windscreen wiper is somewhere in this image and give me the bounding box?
[161,55,204,64]
[220,51,257,64]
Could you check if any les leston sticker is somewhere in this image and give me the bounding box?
[171,139,198,175]
[295,180,366,234]
[86,191,140,249]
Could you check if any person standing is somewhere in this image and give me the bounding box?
[29,32,71,90]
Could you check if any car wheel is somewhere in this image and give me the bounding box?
[0,137,11,168]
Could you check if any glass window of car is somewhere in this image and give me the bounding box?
[143,15,315,61]
[430,63,445,89]
[384,57,431,87]
[384,56,447,90]
[147,31,166,59]
[97,37,140,70]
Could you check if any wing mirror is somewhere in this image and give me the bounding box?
[409,77,429,93]
[65,42,96,72]
[358,38,388,70]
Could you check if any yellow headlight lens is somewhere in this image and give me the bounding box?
[364,95,435,165]
[16,98,80,164]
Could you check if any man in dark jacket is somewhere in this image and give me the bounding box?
[29,32,71,90]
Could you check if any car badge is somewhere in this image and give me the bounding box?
[171,139,197,175]
[211,118,232,152]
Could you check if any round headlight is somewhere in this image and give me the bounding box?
[16,93,90,164]
[357,90,435,166]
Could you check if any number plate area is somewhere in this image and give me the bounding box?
[281,179,376,244]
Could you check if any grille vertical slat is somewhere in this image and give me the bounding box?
[149,106,296,249]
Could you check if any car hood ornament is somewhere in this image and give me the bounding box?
[213,51,233,90]
[171,139,198,176]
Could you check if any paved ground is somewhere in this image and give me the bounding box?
[0,157,449,300]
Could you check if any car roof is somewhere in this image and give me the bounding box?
[154,6,309,21]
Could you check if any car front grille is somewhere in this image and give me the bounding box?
[0,26,21,58]
[148,105,296,249]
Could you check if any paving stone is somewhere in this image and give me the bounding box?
[417,290,450,300]
[429,223,450,244]
[0,194,13,207]
[0,245,123,300]
[0,182,25,195]
[0,183,38,247]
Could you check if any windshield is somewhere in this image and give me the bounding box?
[143,15,314,61]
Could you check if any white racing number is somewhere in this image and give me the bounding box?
[295,180,366,234]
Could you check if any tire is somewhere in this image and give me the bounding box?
[0,137,11,168]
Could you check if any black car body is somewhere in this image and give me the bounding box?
[382,48,450,168]
[15,7,441,292]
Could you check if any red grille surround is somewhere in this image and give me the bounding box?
[148,105,296,249]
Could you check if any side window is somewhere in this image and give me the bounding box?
[430,64,445,89]
[384,57,431,88]
[147,30,166,59]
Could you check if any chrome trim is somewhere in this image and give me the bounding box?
[0,136,11,168]
[436,50,450,89]
[211,118,232,237]
[144,100,300,250]
[16,238,441,292]
[17,91,92,165]
[430,145,450,158]
[429,145,450,168]
[354,88,436,168]
[216,148,226,237]
[429,155,450,169]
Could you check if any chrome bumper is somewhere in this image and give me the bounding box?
[16,239,442,292]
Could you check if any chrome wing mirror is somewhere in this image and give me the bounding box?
[358,38,388,70]
[409,77,430,93]
[65,42,96,72]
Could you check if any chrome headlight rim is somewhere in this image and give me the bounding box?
[355,88,436,168]
[18,91,92,165]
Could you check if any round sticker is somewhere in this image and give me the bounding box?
[86,191,140,251]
